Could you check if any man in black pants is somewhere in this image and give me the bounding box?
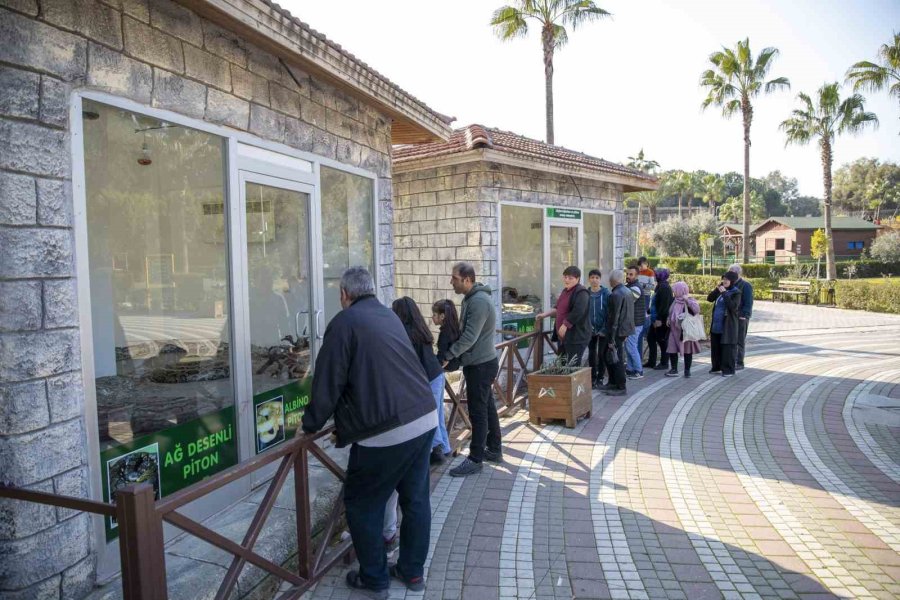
[728,264,753,370]
[602,269,635,396]
[302,267,437,599]
[443,262,501,478]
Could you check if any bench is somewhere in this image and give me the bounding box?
[771,279,811,303]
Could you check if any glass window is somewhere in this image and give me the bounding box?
[549,225,579,307]
[583,212,614,285]
[83,100,236,530]
[320,166,375,325]
[500,205,543,327]
[776,238,785,250]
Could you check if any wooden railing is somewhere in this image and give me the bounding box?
[0,427,349,600]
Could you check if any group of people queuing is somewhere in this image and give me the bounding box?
[300,262,503,599]
[538,258,754,397]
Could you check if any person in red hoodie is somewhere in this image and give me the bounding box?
[536,266,591,366]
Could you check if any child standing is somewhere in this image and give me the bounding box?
[432,299,461,372]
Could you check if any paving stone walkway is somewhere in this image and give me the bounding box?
[307,302,900,600]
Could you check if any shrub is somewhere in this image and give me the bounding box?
[648,214,718,257]
[834,279,900,313]
[658,256,701,274]
[671,274,772,301]
[870,232,900,263]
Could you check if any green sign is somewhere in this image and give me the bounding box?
[100,406,237,541]
[547,207,581,219]
[502,316,536,349]
[253,379,311,454]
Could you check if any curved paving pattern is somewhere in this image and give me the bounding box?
[306,303,900,600]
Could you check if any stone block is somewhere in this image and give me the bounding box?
[0,478,55,541]
[249,104,286,143]
[379,199,392,225]
[61,555,95,600]
[0,0,38,15]
[184,44,231,91]
[0,512,89,589]
[0,119,69,178]
[0,379,49,436]
[46,371,84,424]
[205,88,249,130]
[0,227,73,279]
[246,46,289,87]
[230,65,269,105]
[87,42,152,104]
[311,129,336,159]
[36,178,72,227]
[121,0,148,22]
[0,329,81,382]
[39,76,69,128]
[123,16,184,73]
[43,278,78,329]
[152,69,206,120]
[0,280,42,332]
[53,467,90,522]
[335,137,358,165]
[301,99,326,129]
[269,84,301,118]
[0,172,36,226]
[42,0,123,49]
[283,119,315,152]
[325,108,354,139]
[0,8,86,80]
[202,20,247,67]
[283,63,311,98]
[149,0,202,46]
[0,66,39,119]
[0,576,61,600]
[0,416,86,485]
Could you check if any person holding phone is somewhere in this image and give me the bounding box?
[707,271,743,377]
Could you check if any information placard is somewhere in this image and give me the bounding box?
[252,379,311,454]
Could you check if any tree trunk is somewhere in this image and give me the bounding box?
[649,204,657,225]
[677,193,683,218]
[741,95,753,264]
[635,202,642,255]
[821,139,837,280]
[542,28,555,145]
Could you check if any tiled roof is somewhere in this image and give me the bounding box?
[751,217,879,232]
[393,125,657,186]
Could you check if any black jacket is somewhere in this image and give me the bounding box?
[606,284,636,340]
[736,278,754,318]
[654,282,674,324]
[559,284,591,347]
[301,295,435,447]
[436,327,461,372]
[407,326,442,381]
[707,287,743,344]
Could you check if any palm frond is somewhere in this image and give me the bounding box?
[561,1,612,29]
[764,76,791,93]
[490,6,529,40]
[753,46,781,78]
[552,23,569,48]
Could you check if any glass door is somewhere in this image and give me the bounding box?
[238,173,317,463]
[546,223,583,308]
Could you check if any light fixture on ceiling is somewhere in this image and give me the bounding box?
[137,134,152,166]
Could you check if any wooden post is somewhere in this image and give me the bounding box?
[295,447,313,580]
[115,483,167,600]
[534,333,544,372]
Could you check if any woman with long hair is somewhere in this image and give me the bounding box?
[432,299,461,372]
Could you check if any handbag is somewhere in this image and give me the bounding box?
[681,311,706,342]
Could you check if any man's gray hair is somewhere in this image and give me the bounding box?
[728,263,743,276]
[452,261,476,282]
[609,269,624,285]
[340,266,376,300]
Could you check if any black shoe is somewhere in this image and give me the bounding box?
[709,369,722,374]
[346,571,389,599]
[722,372,735,378]
[484,449,504,463]
[736,364,745,370]
[642,362,654,369]
[603,388,627,396]
[449,458,483,477]
[389,564,425,592]
[665,369,679,377]
[592,380,603,390]
[430,448,446,465]
[684,371,691,378]
[654,363,669,370]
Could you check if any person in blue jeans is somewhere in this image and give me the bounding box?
[302,268,436,598]
[624,265,647,379]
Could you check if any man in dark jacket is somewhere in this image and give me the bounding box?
[624,265,647,379]
[444,262,501,477]
[302,267,436,598]
[728,264,753,370]
[587,268,610,389]
[602,269,635,396]
[536,265,591,367]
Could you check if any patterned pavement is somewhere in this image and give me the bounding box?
[306,302,900,600]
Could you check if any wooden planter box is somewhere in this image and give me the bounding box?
[527,367,593,428]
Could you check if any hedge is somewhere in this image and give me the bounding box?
[834,280,900,314]
[670,274,773,301]
[637,257,900,279]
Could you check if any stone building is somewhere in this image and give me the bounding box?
[392,125,657,334]
[0,0,449,596]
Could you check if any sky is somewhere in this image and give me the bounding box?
[283,0,899,197]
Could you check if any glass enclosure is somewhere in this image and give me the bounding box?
[583,212,615,284]
[500,205,543,329]
[83,100,237,533]
[549,225,579,308]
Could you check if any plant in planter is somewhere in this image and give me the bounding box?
[527,355,592,428]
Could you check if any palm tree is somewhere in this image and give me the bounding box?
[700,38,790,262]
[671,170,696,218]
[627,148,659,174]
[491,0,610,145]
[780,83,878,279]
[846,32,900,129]
[701,174,726,217]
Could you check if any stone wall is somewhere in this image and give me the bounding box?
[0,0,394,596]
[393,160,624,318]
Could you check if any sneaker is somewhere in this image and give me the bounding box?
[625,369,635,377]
[484,449,504,463]
[603,388,627,396]
[665,369,679,377]
[684,371,691,378]
[389,564,425,592]
[627,372,644,380]
[736,364,745,370]
[592,380,603,390]
[384,534,399,554]
[449,457,483,477]
[430,447,446,465]
[653,363,669,370]
[709,369,722,374]
[345,570,389,600]
[722,373,735,378]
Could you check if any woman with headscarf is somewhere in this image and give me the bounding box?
[707,271,743,377]
[666,281,701,378]
[647,268,674,371]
